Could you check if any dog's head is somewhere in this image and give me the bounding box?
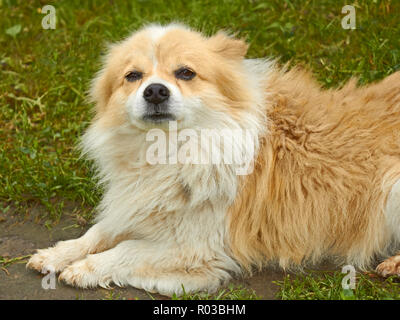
[90,23,260,131]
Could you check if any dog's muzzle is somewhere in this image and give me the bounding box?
[142,83,175,123]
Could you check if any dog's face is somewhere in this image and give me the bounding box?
[91,24,251,130]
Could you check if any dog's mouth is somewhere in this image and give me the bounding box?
[142,102,176,123]
[142,112,176,123]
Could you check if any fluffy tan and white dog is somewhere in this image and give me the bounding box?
[27,23,400,296]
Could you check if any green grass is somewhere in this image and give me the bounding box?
[275,271,400,300]
[0,255,30,268]
[1,0,400,299]
[0,254,31,275]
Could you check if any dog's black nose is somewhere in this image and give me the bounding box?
[143,83,170,104]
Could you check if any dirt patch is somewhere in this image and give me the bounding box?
[0,203,286,300]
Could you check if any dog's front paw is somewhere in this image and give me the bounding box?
[59,259,112,289]
[27,247,70,273]
[376,254,400,277]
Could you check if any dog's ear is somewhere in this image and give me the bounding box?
[89,44,120,114]
[89,68,113,113]
[208,31,248,60]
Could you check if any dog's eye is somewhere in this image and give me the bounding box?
[125,71,143,82]
[175,67,196,81]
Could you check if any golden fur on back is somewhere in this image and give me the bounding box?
[229,68,400,271]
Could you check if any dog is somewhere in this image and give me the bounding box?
[27,23,400,296]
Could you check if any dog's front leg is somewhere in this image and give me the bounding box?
[58,239,235,296]
[27,222,124,273]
